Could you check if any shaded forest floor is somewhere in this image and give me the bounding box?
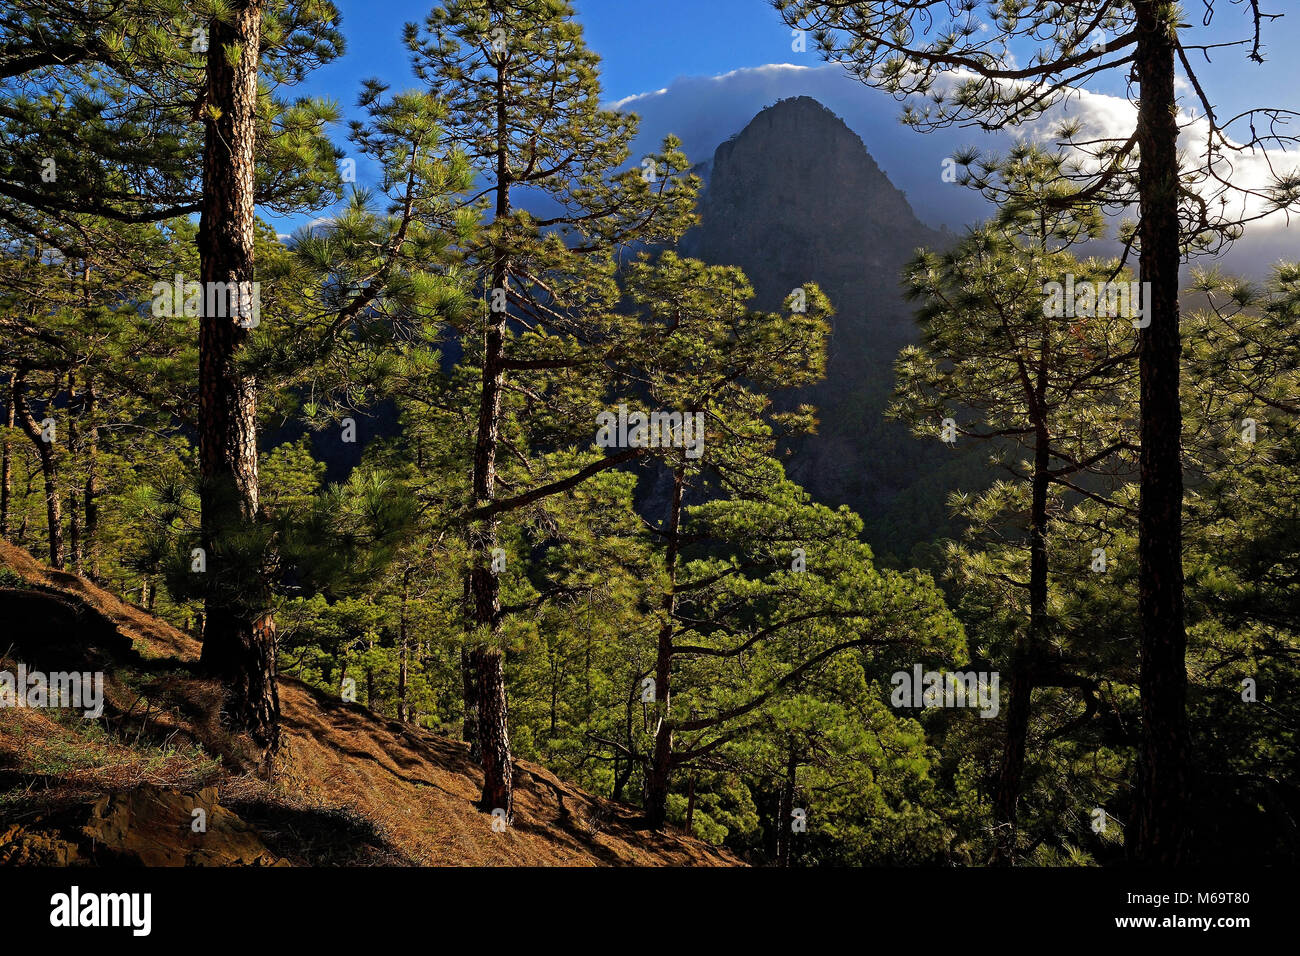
[0,540,737,866]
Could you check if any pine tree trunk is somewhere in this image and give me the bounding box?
[644,713,674,830]
[397,574,409,723]
[77,273,98,575]
[474,645,512,818]
[993,422,1051,862]
[464,62,513,804]
[549,652,559,736]
[1132,1,1190,865]
[612,683,636,803]
[14,382,63,568]
[461,644,481,760]
[644,467,685,830]
[612,758,631,804]
[82,378,99,576]
[1,374,13,538]
[195,0,279,754]
[364,633,376,708]
[776,746,798,867]
[66,374,81,570]
[67,489,81,570]
[468,534,505,794]
[40,449,61,569]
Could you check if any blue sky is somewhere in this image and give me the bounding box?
[299,0,796,108]
[271,0,1300,263]
[303,0,1300,120]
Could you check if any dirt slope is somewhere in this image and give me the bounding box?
[0,540,738,866]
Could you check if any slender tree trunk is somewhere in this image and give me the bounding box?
[35,440,61,569]
[66,490,80,570]
[994,664,1033,859]
[82,379,99,576]
[1,374,14,538]
[612,759,631,804]
[195,0,279,753]
[14,381,63,568]
[361,633,375,707]
[397,572,409,723]
[549,652,559,736]
[644,466,686,829]
[612,681,637,803]
[776,745,799,867]
[66,373,81,569]
[993,421,1051,862]
[1132,1,1189,865]
[464,56,514,810]
[77,271,98,575]
[461,644,481,759]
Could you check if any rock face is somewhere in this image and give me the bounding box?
[680,97,960,558]
[686,97,938,294]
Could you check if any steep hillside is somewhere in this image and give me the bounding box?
[0,541,738,867]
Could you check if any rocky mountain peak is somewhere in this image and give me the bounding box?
[679,97,957,556]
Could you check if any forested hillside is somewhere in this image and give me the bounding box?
[0,540,736,865]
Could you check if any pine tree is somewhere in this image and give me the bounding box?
[192,0,345,754]
[1,0,348,753]
[890,146,1140,859]
[405,0,697,817]
[776,0,1300,864]
[604,253,963,829]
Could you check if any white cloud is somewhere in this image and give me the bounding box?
[612,63,1300,277]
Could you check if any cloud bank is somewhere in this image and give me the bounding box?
[614,63,1300,279]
